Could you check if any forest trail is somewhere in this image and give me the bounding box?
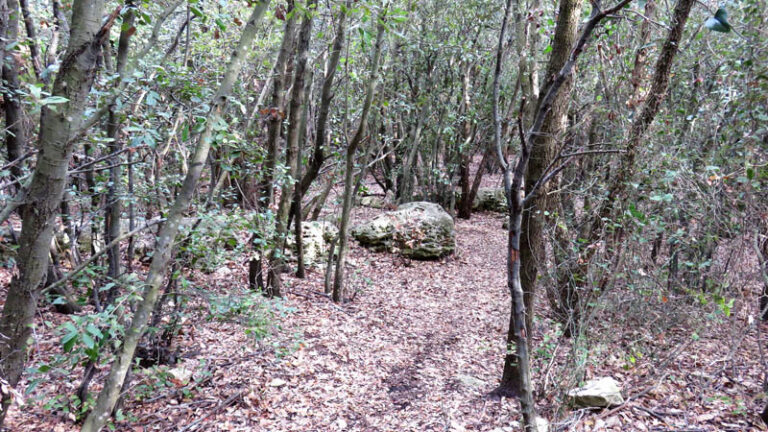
[239,210,519,431]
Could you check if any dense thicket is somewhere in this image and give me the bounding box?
[0,0,765,429]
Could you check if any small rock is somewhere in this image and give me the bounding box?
[472,188,507,213]
[567,377,624,408]
[455,374,485,389]
[268,378,287,387]
[168,367,193,383]
[534,417,549,432]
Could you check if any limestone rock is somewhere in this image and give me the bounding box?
[351,201,455,259]
[286,221,338,266]
[359,191,395,209]
[567,377,624,408]
[472,187,507,213]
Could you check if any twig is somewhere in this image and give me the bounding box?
[176,390,244,432]
[43,218,165,294]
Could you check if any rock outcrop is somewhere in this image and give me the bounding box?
[352,201,455,259]
[472,187,507,213]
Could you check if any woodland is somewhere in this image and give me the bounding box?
[0,0,766,430]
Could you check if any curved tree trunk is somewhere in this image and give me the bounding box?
[81,3,271,429]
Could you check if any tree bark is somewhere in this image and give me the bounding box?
[0,0,111,425]
[492,2,633,429]
[297,0,350,197]
[2,0,27,183]
[521,0,583,338]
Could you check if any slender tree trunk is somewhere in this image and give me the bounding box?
[268,0,316,296]
[457,64,475,219]
[104,0,135,302]
[561,0,697,327]
[293,69,314,278]
[398,102,429,202]
[297,0,349,197]
[260,3,297,204]
[2,0,27,183]
[332,10,386,303]
[81,4,271,429]
[19,0,41,79]
[249,3,296,294]
[0,0,111,425]
[628,0,656,108]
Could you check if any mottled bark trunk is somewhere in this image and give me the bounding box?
[522,0,583,337]
[0,0,110,425]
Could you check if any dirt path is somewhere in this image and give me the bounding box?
[245,210,520,431]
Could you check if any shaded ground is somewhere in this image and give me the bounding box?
[3,206,767,431]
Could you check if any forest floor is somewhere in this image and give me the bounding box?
[3,199,767,431]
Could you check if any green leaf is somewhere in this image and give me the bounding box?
[40,96,69,105]
[705,7,731,33]
[62,331,78,352]
[86,324,104,340]
[190,6,204,19]
[81,332,95,350]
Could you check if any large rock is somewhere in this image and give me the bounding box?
[351,201,455,259]
[286,221,338,266]
[472,188,507,213]
[567,377,624,408]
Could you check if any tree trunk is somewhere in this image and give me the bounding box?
[332,10,386,303]
[81,3,271,429]
[104,0,135,302]
[2,0,27,183]
[0,0,111,425]
[560,0,696,328]
[259,2,297,205]
[492,2,633,429]
[249,2,296,295]
[268,0,316,296]
[521,0,583,337]
[297,0,350,198]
